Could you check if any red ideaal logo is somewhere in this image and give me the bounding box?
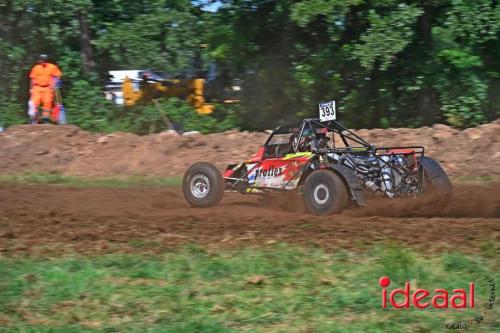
[379,276,475,309]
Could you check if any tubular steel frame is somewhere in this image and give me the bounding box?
[225,118,426,194]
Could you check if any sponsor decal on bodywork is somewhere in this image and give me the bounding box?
[247,153,313,189]
[254,165,283,178]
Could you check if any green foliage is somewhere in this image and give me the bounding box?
[160,99,240,134]
[442,0,500,45]
[0,0,498,131]
[291,0,361,30]
[349,4,423,71]
[437,49,483,69]
[64,80,115,132]
[93,0,202,72]
[424,0,499,127]
[0,99,25,127]
[439,80,488,128]
[111,99,240,135]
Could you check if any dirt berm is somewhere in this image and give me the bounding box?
[0,120,499,177]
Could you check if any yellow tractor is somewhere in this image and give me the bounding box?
[120,70,214,114]
[105,68,240,114]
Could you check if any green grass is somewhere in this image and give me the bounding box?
[0,172,182,188]
[0,245,497,332]
[0,172,497,188]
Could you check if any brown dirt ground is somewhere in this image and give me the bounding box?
[0,184,498,255]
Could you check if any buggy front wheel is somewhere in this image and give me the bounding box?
[183,162,224,207]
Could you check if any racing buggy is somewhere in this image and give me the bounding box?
[182,102,451,215]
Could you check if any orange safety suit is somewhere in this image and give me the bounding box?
[29,63,62,117]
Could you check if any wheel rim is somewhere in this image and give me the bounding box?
[190,174,210,198]
[313,184,330,205]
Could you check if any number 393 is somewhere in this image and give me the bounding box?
[319,101,336,121]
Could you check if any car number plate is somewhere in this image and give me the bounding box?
[319,100,336,121]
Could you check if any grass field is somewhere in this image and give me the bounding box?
[0,173,182,188]
[1,244,498,332]
[0,172,497,188]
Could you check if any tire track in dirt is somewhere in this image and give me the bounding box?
[0,184,498,254]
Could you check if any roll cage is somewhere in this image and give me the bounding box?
[264,118,424,157]
[263,118,372,158]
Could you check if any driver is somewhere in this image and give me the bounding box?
[296,128,315,152]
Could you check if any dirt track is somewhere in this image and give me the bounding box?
[0,184,498,255]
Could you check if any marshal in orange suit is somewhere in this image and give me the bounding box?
[29,54,62,122]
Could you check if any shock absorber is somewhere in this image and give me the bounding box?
[379,156,394,198]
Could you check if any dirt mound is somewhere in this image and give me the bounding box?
[0,120,499,177]
[0,125,268,177]
[0,184,498,255]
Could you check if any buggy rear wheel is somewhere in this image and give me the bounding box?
[183,162,224,207]
[302,170,348,215]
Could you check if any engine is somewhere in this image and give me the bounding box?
[327,151,420,198]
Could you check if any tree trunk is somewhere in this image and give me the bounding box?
[369,68,382,128]
[417,1,440,124]
[79,10,95,74]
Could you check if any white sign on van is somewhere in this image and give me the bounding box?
[319,100,336,122]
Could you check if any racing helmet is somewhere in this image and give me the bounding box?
[301,127,315,138]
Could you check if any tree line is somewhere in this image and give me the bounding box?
[0,0,498,132]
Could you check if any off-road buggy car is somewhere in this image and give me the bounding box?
[183,104,451,215]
